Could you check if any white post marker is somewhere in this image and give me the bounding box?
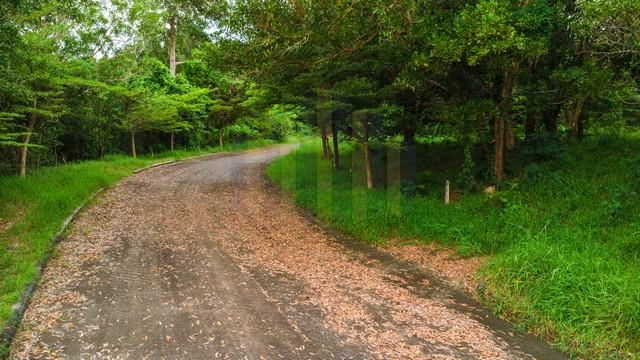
[445,180,450,205]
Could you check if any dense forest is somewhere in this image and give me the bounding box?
[0,0,638,180]
[0,0,304,176]
[2,0,640,358]
[1,0,639,182]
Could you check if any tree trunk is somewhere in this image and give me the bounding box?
[99,133,105,158]
[331,121,340,169]
[130,129,137,158]
[566,98,585,139]
[19,100,37,177]
[218,128,223,147]
[494,60,520,182]
[19,117,35,177]
[543,107,559,133]
[168,14,177,76]
[578,108,586,139]
[320,125,329,159]
[170,132,175,151]
[401,126,417,195]
[525,110,537,139]
[505,121,515,150]
[362,118,373,189]
[494,115,506,182]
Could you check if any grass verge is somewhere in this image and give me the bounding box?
[0,139,278,355]
[267,138,640,359]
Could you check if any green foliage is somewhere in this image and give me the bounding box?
[457,145,478,192]
[447,0,551,65]
[234,104,302,141]
[130,57,177,92]
[208,80,247,130]
[121,90,183,133]
[0,113,25,148]
[522,132,566,158]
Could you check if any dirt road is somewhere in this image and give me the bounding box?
[11,145,564,359]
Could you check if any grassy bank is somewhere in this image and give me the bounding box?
[0,139,278,350]
[267,137,640,358]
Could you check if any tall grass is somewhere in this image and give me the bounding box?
[0,139,278,343]
[267,137,640,358]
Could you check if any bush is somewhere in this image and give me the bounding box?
[521,132,567,162]
[456,144,477,191]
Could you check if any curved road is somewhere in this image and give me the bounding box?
[12,145,564,359]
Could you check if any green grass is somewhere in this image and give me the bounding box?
[267,137,640,359]
[0,138,278,354]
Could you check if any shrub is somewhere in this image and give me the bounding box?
[457,144,477,191]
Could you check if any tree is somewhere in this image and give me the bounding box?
[10,32,68,176]
[127,56,210,151]
[333,77,384,189]
[430,0,554,181]
[0,0,110,175]
[2,0,639,186]
[311,96,351,169]
[208,81,247,147]
[573,0,640,61]
[128,0,224,76]
[118,89,183,157]
[169,86,211,148]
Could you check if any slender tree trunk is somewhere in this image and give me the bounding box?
[320,125,329,159]
[170,132,175,151]
[505,121,515,150]
[130,129,137,158]
[362,118,373,189]
[331,121,340,169]
[19,117,35,177]
[99,132,105,158]
[494,60,520,182]
[218,128,223,147]
[494,115,506,182]
[564,103,572,138]
[525,110,537,139]
[543,107,559,133]
[19,100,37,177]
[578,108,586,139]
[566,98,584,139]
[168,13,177,76]
[575,101,584,139]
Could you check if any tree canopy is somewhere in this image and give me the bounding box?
[1,0,639,184]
